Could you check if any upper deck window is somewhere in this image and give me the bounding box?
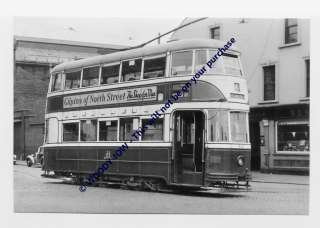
[207,50,242,76]
[143,57,166,79]
[101,64,120,85]
[65,69,81,89]
[171,51,193,76]
[223,53,242,76]
[82,66,99,87]
[121,59,142,82]
[51,72,63,92]
[194,50,207,72]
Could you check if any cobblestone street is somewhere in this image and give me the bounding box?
[14,161,309,214]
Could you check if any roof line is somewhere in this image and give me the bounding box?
[14,35,129,50]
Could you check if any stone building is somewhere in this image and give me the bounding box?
[14,36,127,159]
[171,18,310,173]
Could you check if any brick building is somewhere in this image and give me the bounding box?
[14,36,127,160]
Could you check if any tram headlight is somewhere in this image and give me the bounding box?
[237,156,245,167]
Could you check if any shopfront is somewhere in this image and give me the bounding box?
[250,103,309,173]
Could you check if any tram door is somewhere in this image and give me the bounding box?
[172,111,205,185]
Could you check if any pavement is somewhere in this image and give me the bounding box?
[14,160,309,214]
[251,171,309,185]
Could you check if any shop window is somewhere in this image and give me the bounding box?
[121,59,142,82]
[171,51,193,76]
[208,110,229,142]
[65,69,81,89]
[210,26,220,40]
[141,119,163,141]
[82,66,99,87]
[230,112,248,142]
[51,72,63,92]
[63,122,79,141]
[80,119,97,141]
[263,65,276,101]
[285,18,298,44]
[99,120,118,141]
[143,57,166,79]
[194,50,207,72]
[277,122,309,152]
[101,64,120,84]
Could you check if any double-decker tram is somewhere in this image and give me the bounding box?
[43,39,251,191]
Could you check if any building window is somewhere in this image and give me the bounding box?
[210,26,220,40]
[51,72,63,92]
[80,119,97,141]
[285,18,298,44]
[121,59,142,82]
[230,112,248,142]
[99,120,118,141]
[306,59,310,97]
[65,69,81,89]
[141,119,163,141]
[208,110,229,142]
[63,122,79,142]
[82,66,99,87]
[101,64,120,84]
[119,118,134,141]
[263,65,276,101]
[277,122,309,152]
[143,57,166,79]
[171,51,193,76]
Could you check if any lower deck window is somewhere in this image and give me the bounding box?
[141,119,163,141]
[99,120,118,141]
[277,122,309,152]
[63,122,79,141]
[80,119,97,141]
[208,110,229,142]
[119,118,133,141]
[230,112,248,142]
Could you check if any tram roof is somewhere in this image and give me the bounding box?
[51,39,239,73]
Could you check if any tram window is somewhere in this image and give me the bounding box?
[208,110,229,142]
[171,51,193,76]
[51,72,63,92]
[207,50,224,74]
[101,64,120,84]
[121,59,142,82]
[119,118,134,141]
[141,119,163,141]
[143,57,166,79]
[63,122,79,142]
[194,50,207,72]
[222,53,242,76]
[230,112,248,142]
[82,66,100,87]
[99,120,118,141]
[65,70,81,89]
[80,119,97,141]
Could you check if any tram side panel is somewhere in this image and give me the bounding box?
[43,146,171,183]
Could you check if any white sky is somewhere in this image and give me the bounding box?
[14,17,184,46]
